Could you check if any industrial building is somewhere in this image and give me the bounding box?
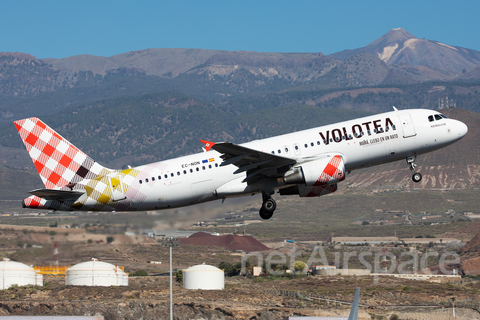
[0,258,43,289]
[183,264,224,290]
[65,258,128,286]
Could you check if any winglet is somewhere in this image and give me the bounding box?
[200,140,216,152]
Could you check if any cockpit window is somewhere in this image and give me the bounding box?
[434,114,442,121]
[428,115,434,122]
[440,114,448,119]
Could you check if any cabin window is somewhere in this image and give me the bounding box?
[367,130,371,135]
[190,169,193,173]
[342,136,345,140]
[158,176,161,180]
[310,142,314,147]
[392,125,396,130]
[386,126,389,132]
[285,147,288,152]
[304,144,308,148]
[373,129,377,133]
[277,149,281,154]
[139,180,142,184]
[177,172,180,176]
[164,174,168,179]
[361,132,364,136]
[317,141,320,145]
[152,177,155,181]
[209,164,212,169]
[196,167,199,172]
[354,133,358,138]
[323,140,327,144]
[145,178,149,183]
[202,166,205,170]
[330,138,333,143]
[183,170,187,174]
[295,145,299,150]
[271,151,275,154]
[215,163,218,167]
[348,134,352,139]
[170,173,174,177]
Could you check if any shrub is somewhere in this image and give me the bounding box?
[49,231,56,236]
[294,261,307,273]
[175,270,183,285]
[131,270,148,277]
[106,236,114,244]
[390,314,399,320]
[219,261,241,276]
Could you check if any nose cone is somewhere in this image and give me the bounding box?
[457,121,468,138]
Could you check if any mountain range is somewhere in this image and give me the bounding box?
[41,28,480,82]
[0,28,480,204]
[2,28,480,100]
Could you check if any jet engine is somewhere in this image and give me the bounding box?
[283,155,345,186]
[279,183,338,197]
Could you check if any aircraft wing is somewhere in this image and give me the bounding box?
[28,188,86,201]
[201,140,296,182]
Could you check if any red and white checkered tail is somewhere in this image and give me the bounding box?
[14,117,111,189]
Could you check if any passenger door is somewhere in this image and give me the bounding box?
[398,113,417,138]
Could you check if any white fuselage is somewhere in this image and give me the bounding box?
[125,108,467,211]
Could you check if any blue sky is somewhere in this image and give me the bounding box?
[1,0,479,59]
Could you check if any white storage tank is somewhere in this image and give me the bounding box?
[0,258,43,289]
[183,264,224,290]
[65,258,128,286]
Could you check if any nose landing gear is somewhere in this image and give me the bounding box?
[259,193,276,220]
[406,156,422,183]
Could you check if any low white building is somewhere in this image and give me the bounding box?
[65,258,128,286]
[0,258,42,289]
[183,264,224,290]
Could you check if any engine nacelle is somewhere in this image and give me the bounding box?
[283,155,345,186]
[280,183,338,197]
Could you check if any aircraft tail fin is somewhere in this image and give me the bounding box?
[14,117,112,189]
[347,287,360,320]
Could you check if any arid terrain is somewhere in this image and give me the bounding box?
[0,219,477,319]
[0,273,478,319]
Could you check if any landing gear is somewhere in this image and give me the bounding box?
[406,156,422,183]
[259,208,274,220]
[259,193,276,220]
[412,172,422,183]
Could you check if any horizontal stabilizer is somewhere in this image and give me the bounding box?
[28,188,85,201]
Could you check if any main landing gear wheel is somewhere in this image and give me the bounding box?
[262,197,276,213]
[412,172,422,183]
[406,156,422,183]
[259,195,276,220]
[259,208,274,220]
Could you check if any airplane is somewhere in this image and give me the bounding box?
[14,107,467,220]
